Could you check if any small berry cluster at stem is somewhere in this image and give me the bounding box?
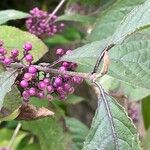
[26,7,64,37]
[0,41,83,102]
[128,102,139,123]
[0,40,33,66]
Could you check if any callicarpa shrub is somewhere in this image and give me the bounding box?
[0,0,149,150]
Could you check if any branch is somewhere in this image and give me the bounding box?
[10,63,90,80]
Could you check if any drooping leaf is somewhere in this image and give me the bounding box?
[83,84,140,150]
[142,96,150,130]
[88,0,146,41]
[100,75,150,101]
[56,14,95,24]
[0,10,30,25]
[22,118,71,150]
[0,70,18,109]
[66,117,88,150]
[0,26,48,62]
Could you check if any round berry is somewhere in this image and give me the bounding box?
[20,80,29,88]
[62,62,69,68]
[59,66,66,72]
[47,85,54,93]
[28,87,36,96]
[3,57,12,65]
[43,78,50,85]
[22,90,30,102]
[23,42,32,51]
[25,54,33,62]
[0,48,6,55]
[54,77,63,86]
[11,49,19,57]
[38,81,47,90]
[56,48,64,56]
[37,92,45,99]
[63,83,71,91]
[66,50,72,55]
[23,73,33,81]
[0,55,5,61]
[68,87,75,94]
[28,66,37,74]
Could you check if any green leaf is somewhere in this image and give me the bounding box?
[100,75,150,101]
[0,26,48,62]
[62,39,150,89]
[111,0,150,44]
[0,70,18,109]
[0,128,27,149]
[22,118,70,150]
[83,85,140,150]
[66,117,88,150]
[0,9,30,25]
[142,96,150,130]
[143,127,150,150]
[65,94,84,105]
[88,0,146,41]
[56,14,95,24]
[0,64,21,121]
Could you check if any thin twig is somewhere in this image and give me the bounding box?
[7,123,22,149]
[45,0,66,24]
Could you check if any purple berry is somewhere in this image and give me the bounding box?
[20,80,29,88]
[47,94,53,101]
[59,66,67,72]
[68,87,75,94]
[47,85,54,93]
[38,81,47,90]
[54,77,63,86]
[23,42,32,51]
[62,62,69,68]
[28,66,37,73]
[37,92,45,99]
[23,73,33,81]
[11,49,19,57]
[25,54,33,62]
[22,90,30,102]
[72,76,83,84]
[66,50,72,55]
[63,83,71,91]
[56,48,64,56]
[0,48,6,55]
[28,87,36,96]
[59,94,67,100]
[3,57,12,65]
[0,55,5,61]
[43,78,50,85]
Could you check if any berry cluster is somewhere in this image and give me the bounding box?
[26,7,64,37]
[20,47,83,102]
[128,103,139,123]
[0,41,33,66]
[0,41,83,102]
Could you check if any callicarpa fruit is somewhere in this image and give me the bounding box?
[0,41,83,102]
[26,7,64,37]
